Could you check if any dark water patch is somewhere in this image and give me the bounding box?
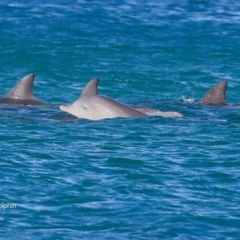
[106,157,144,167]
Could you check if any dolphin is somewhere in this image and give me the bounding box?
[131,107,183,118]
[199,80,227,106]
[0,74,47,105]
[60,78,183,120]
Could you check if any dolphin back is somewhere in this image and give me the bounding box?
[0,74,47,105]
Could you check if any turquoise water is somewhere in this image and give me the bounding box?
[1,1,240,239]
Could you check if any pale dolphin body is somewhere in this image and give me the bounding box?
[132,107,183,118]
[60,78,183,120]
[200,80,227,106]
[0,74,47,105]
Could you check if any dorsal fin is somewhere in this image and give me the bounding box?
[0,73,48,105]
[200,80,228,106]
[80,78,99,98]
[3,74,35,99]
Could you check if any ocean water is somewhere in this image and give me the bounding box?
[1,0,240,239]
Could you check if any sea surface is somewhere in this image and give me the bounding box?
[0,0,240,239]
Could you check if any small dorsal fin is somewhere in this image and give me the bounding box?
[3,74,35,99]
[200,80,228,106]
[80,78,99,98]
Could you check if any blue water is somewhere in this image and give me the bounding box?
[1,0,240,239]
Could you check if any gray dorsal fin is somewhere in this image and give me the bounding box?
[200,80,228,106]
[3,74,35,99]
[80,78,99,98]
